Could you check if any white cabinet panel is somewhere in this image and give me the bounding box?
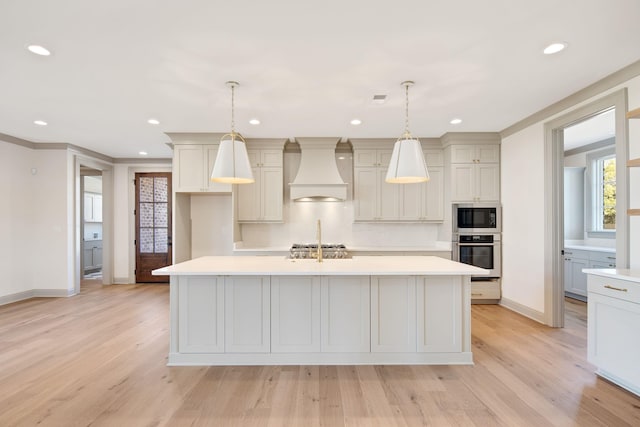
[451,164,475,202]
[321,276,370,352]
[237,148,283,222]
[417,277,461,352]
[477,164,500,202]
[271,276,320,353]
[451,163,499,203]
[353,168,377,221]
[588,291,640,394]
[451,144,499,164]
[178,276,224,353]
[224,276,270,353]
[174,144,231,193]
[371,276,416,352]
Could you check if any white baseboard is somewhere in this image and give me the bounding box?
[0,289,74,306]
[499,297,546,324]
[113,277,131,284]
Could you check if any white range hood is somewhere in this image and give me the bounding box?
[289,137,347,201]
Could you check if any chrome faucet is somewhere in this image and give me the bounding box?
[310,219,323,263]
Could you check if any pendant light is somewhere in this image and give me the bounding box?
[385,81,429,184]
[211,81,255,184]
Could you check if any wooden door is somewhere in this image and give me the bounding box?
[135,173,172,283]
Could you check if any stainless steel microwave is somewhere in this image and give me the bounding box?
[453,203,501,233]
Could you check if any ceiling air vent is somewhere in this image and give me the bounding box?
[373,94,387,104]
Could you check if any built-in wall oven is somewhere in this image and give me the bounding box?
[452,233,501,278]
[453,203,501,234]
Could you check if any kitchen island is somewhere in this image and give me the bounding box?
[153,256,486,366]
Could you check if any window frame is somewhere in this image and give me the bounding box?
[585,146,616,238]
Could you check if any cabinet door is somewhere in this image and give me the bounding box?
[424,149,444,167]
[450,145,477,163]
[83,245,94,270]
[271,276,320,353]
[84,194,94,222]
[476,164,500,202]
[354,149,378,167]
[371,276,416,352]
[477,145,500,163]
[260,149,283,167]
[224,276,270,353]
[569,258,589,297]
[422,167,444,221]
[321,276,370,352]
[205,145,232,193]
[92,195,103,222]
[417,277,462,352]
[93,244,103,269]
[178,276,224,353]
[260,167,283,221]
[174,145,205,192]
[378,168,400,220]
[400,182,423,220]
[588,292,640,391]
[354,168,377,221]
[451,164,475,202]
[236,168,260,221]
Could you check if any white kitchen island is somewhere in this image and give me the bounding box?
[153,256,486,366]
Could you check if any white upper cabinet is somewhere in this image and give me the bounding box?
[236,140,286,223]
[352,140,444,222]
[445,136,500,203]
[173,143,232,193]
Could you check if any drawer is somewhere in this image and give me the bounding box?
[563,249,589,260]
[471,282,501,300]
[588,275,640,304]
[589,251,616,264]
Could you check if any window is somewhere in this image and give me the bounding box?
[586,147,616,236]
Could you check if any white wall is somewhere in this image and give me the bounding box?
[0,141,35,299]
[501,74,640,315]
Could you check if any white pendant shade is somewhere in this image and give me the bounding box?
[210,137,254,184]
[385,138,430,184]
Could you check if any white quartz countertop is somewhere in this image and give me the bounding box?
[153,256,487,276]
[564,243,616,253]
[583,269,640,283]
[232,244,452,254]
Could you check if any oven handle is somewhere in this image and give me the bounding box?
[456,243,499,246]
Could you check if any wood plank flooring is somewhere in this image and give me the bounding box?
[0,283,638,426]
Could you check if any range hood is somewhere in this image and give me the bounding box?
[289,137,347,201]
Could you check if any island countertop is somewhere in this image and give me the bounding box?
[153,255,487,276]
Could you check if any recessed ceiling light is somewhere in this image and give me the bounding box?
[34,120,47,126]
[543,42,567,55]
[350,119,362,125]
[450,118,462,125]
[147,118,160,125]
[249,119,260,125]
[139,151,148,156]
[27,44,51,56]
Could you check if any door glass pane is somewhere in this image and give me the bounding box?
[139,177,154,202]
[154,177,168,202]
[140,228,154,253]
[154,203,167,227]
[140,203,154,227]
[155,228,168,253]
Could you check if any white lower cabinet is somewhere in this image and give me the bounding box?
[271,276,321,353]
[178,276,224,353]
[321,276,370,352]
[371,276,417,352]
[587,273,640,396]
[224,276,270,353]
[417,277,462,352]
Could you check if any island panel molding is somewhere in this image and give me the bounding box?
[155,256,486,365]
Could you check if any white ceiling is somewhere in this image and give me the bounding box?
[1,0,639,158]
[563,109,616,151]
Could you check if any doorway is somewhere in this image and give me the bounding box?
[134,172,172,283]
[545,89,629,327]
[81,168,103,284]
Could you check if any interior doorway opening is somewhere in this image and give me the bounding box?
[81,167,103,284]
[545,89,628,327]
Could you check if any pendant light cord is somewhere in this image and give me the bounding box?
[403,82,413,139]
[230,83,236,135]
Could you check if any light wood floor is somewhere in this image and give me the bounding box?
[0,283,638,427]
